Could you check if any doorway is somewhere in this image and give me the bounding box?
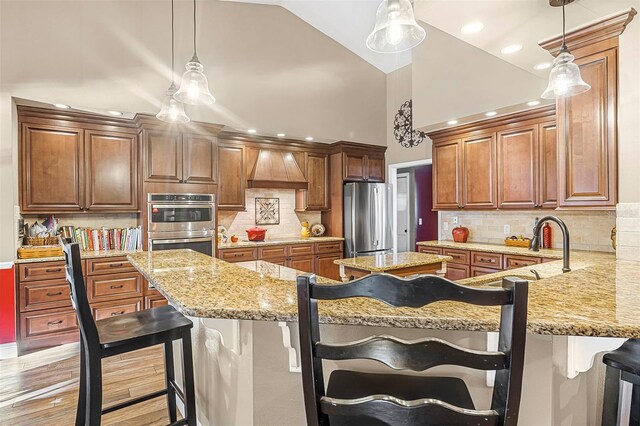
[396,172,411,252]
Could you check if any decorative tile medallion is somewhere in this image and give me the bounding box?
[255,198,280,225]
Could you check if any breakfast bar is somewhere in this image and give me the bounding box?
[128,248,640,426]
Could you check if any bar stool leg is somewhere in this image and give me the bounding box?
[181,330,197,425]
[603,366,622,426]
[76,340,87,426]
[630,385,640,426]
[85,354,103,426]
[164,340,178,422]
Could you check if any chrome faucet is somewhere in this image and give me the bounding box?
[529,216,571,273]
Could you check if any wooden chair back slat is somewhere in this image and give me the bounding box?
[320,395,500,426]
[310,273,512,307]
[315,336,508,372]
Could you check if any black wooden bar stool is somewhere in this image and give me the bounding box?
[297,273,529,426]
[61,240,197,426]
[602,339,640,425]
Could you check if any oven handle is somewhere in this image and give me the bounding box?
[150,204,214,209]
[152,237,214,244]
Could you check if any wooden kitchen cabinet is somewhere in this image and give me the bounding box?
[342,152,385,182]
[287,255,315,273]
[539,122,558,208]
[315,253,342,281]
[182,133,217,184]
[462,134,496,209]
[296,153,329,211]
[432,139,463,209]
[366,155,385,182]
[85,130,138,211]
[20,122,85,212]
[497,126,538,209]
[217,144,245,211]
[445,264,470,281]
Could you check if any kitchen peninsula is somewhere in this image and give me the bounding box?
[333,251,452,281]
[128,248,640,425]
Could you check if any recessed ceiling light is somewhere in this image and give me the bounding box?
[447,120,458,125]
[277,133,286,138]
[107,110,122,116]
[534,62,552,70]
[485,111,497,117]
[305,136,314,141]
[461,22,484,35]
[53,103,70,109]
[247,129,257,134]
[527,100,541,107]
[501,44,522,55]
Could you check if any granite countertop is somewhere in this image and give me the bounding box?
[15,249,140,264]
[416,240,566,259]
[218,236,344,249]
[127,248,640,338]
[333,252,453,272]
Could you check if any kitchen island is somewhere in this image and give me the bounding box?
[128,249,640,425]
[333,251,452,281]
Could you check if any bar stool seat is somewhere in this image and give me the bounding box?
[602,339,640,425]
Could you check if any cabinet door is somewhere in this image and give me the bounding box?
[287,256,315,274]
[445,264,470,281]
[315,254,342,281]
[432,140,462,209]
[366,155,385,182]
[144,129,182,183]
[538,122,558,209]
[497,126,538,209]
[85,130,138,211]
[343,152,367,181]
[183,133,217,184]
[305,153,329,210]
[217,145,245,210]
[558,48,617,207]
[462,134,497,209]
[21,123,84,212]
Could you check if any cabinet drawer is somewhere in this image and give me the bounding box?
[18,260,77,282]
[442,249,470,265]
[315,241,343,254]
[470,265,501,277]
[418,246,442,255]
[92,298,142,321]
[504,255,542,270]
[86,256,135,275]
[145,294,168,309]
[218,248,257,262]
[21,307,78,339]
[86,272,142,303]
[471,251,503,269]
[288,244,314,257]
[258,246,287,260]
[20,279,72,312]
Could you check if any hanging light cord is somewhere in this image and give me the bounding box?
[171,0,175,83]
[561,1,567,49]
[193,0,197,57]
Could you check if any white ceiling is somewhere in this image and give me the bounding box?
[226,0,638,75]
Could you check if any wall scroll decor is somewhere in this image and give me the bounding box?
[394,99,426,148]
[255,198,280,225]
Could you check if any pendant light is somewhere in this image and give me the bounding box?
[174,0,215,105]
[541,0,590,99]
[366,0,425,53]
[157,0,190,123]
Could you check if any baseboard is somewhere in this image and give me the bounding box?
[0,342,17,359]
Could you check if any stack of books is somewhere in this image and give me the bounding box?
[59,226,142,252]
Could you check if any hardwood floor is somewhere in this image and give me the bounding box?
[0,343,177,425]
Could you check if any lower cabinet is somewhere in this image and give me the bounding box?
[287,256,315,273]
[315,253,342,281]
[16,256,166,355]
[445,264,470,281]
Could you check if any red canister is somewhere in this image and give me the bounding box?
[543,222,552,249]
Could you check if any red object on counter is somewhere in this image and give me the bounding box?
[246,226,267,241]
[452,226,469,243]
[0,263,15,344]
[543,222,552,249]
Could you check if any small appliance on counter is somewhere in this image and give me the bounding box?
[246,226,267,241]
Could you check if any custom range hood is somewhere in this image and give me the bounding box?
[247,149,308,190]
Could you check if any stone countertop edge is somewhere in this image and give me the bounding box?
[334,253,453,272]
[417,240,572,259]
[218,236,344,249]
[15,249,141,264]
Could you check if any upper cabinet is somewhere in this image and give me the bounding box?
[296,153,329,211]
[429,106,557,211]
[19,108,140,214]
[539,9,636,209]
[342,150,386,182]
[217,142,245,211]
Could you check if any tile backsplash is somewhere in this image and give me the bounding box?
[617,203,640,261]
[218,189,321,239]
[439,210,616,253]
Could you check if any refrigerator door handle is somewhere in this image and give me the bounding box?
[373,186,379,247]
[370,187,375,246]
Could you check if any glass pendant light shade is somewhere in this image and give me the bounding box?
[174,55,216,105]
[157,83,190,123]
[366,0,425,53]
[541,49,590,99]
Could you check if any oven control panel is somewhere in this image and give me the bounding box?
[148,193,214,203]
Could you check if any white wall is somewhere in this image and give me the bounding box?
[0,0,387,261]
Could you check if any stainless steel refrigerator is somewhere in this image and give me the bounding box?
[343,182,393,258]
